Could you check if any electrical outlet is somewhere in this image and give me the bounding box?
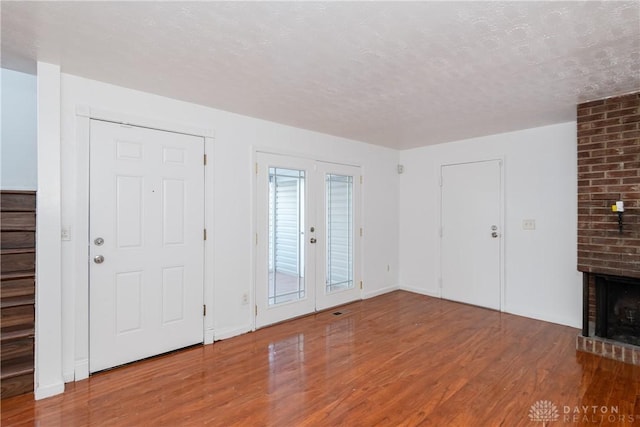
[522,219,536,230]
[241,293,249,305]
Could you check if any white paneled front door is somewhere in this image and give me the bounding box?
[255,153,362,328]
[440,160,502,310]
[89,120,205,373]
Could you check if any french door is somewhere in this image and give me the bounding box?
[255,152,361,327]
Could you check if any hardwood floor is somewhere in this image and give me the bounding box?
[2,291,639,426]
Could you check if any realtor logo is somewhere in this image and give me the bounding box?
[529,400,560,425]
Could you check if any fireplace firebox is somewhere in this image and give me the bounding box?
[595,274,640,346]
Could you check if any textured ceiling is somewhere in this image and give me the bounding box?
[2,1,639,149]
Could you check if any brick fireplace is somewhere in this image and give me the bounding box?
[576,92,640,365]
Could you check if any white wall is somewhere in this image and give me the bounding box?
[398,122,582,328]
[57,74,400,381]
[1,68,37,190]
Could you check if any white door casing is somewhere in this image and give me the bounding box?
[89,120,205,373]
[254,152,362,328]
[440,160,502,310]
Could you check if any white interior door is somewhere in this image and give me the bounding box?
[89,120,205,373]
[255,153,361,328]
[440,160,502,310]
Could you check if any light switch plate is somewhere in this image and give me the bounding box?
[522,219,536,230]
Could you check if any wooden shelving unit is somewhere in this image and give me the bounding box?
[1,191,36,399]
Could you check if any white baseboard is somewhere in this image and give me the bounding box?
[74,358,89,381]
[204,329,215,345]
[504,306,581,329]
[214,325,252,341]
[63,370,74,383]
[399,285,441,298]
[362,285,399,299]
[35,381,65,400]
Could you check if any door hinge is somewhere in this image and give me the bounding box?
[204,154,207,166]
[255,305,258,316]
[255,162,258,175]
[360,175,363,185]
[204,229,207,240]
[360,227,363,237]
[255,233,258,245]
[439,175,443,187]
[359,281,363,290]
[203,304,207,316]
[439,227,443,238]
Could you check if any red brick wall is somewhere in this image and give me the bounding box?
[577,92,640,279]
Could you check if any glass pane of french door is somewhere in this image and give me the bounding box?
[325,174,353,293]
[269,167,306,305]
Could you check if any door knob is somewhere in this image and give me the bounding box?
[310,237,317,244]
[491,232,499,238]
[94,255,105,264]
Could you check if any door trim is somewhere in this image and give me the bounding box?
[74,107,214,381]
[438,158,505,311]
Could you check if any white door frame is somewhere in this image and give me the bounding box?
[251,148,363,330]
[438,158,505,311]
[73,106,215,380]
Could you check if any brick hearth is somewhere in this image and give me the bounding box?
[576,334,640,365]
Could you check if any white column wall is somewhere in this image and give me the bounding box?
[35,62,64,399]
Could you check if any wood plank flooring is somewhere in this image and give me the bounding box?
[2,291,639,426]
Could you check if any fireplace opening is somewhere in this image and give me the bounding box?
[595,274,640,346]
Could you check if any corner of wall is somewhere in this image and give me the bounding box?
[363,285,399,299]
